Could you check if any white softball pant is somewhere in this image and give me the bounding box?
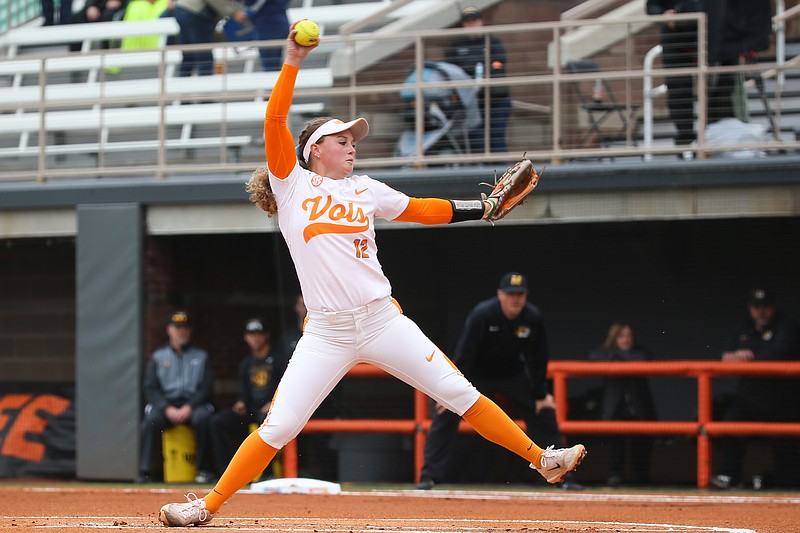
[256,296,480,449]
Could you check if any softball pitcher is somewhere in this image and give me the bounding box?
[158,24,586,527]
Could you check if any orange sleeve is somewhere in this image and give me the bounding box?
[264,64,300,179]
[394,197,454,225]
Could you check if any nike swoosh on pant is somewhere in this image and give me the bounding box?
[425,351,435,362]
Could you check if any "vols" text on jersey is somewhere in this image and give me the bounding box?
[302,195,369,242]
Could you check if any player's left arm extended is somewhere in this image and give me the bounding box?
[395,158,541,225]
[394,197,485,224]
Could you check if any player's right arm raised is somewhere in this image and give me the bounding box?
[264,23,319,180]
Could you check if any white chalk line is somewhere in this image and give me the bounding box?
[19,485,800,505]
[7,488,790,532]
[2,516,758,532]
[340,488,800,505]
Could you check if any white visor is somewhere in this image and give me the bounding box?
[302,117,369,162]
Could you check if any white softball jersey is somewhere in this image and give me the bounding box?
[269,162,410,313]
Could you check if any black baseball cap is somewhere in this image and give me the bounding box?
[168,310,191,327]
[245,317,266,333]
[461,6,482,22]
[499,272,528,293]
[748,287,775,306]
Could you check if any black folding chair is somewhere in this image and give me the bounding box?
[565,60,636,148]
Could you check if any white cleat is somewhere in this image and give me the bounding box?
[531,444,587,484]
[158,493,213,527]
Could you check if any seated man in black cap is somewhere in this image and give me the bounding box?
[417,272,582,490]
[138,310,215,483]
[445,5,512,153]
[711,288,800,489]
[209,317,287,481]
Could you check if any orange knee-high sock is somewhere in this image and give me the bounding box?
[462,394,545,468]
[203,432,278,514]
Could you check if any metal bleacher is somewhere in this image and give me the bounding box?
[1,0,800,181]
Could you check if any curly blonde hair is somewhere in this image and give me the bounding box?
[246,117,338,215]
[245,167,278,216]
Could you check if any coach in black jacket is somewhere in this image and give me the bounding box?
[712,288,800,489]
[417,272,577,489]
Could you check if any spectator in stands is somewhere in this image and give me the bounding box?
[173,0,249,77]
[444,6,511,154]
[705,0,773,125]
[245,0,290,72]
[208,317,286,482]
[711,288,800,490]
[41,0,73,25]
[417,272,582,490]
[645,0,702,156]
[67,0,128,54]
[119,0,171,50]
[137,310,215,484]
[647,0,773,156]
[589,322,656,486]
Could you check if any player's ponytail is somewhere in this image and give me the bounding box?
[245,167,278,216]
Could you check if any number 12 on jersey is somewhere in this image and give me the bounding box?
[353,239,370,259]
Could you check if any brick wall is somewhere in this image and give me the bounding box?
[0,238,75,382]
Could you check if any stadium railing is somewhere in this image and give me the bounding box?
[278,360,800,488]
[1,11,799,181]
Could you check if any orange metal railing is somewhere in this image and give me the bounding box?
[280,361,800,488]
[550,360,800,488]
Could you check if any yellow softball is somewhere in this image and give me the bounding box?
[294,20,320,47]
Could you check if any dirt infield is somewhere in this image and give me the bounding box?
[1,484,799,532]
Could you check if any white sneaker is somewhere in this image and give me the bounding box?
[531,444,587,484]
[158,493,213,527]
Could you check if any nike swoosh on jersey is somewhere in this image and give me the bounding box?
[355,188,368,195]
[425,350,435,362]
[303,221,370,242]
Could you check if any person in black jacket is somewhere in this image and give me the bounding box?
[138,310,215,483]
[705,0,773,124]
[67,0,128,54]
[589,323,656,486]
[645,0,703,152]
[647,0,773,150]
[68,0,126,26]
[711,288,800,489]
[444,6,511,153]
[417,272,580,490]
[208,317,286,483]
